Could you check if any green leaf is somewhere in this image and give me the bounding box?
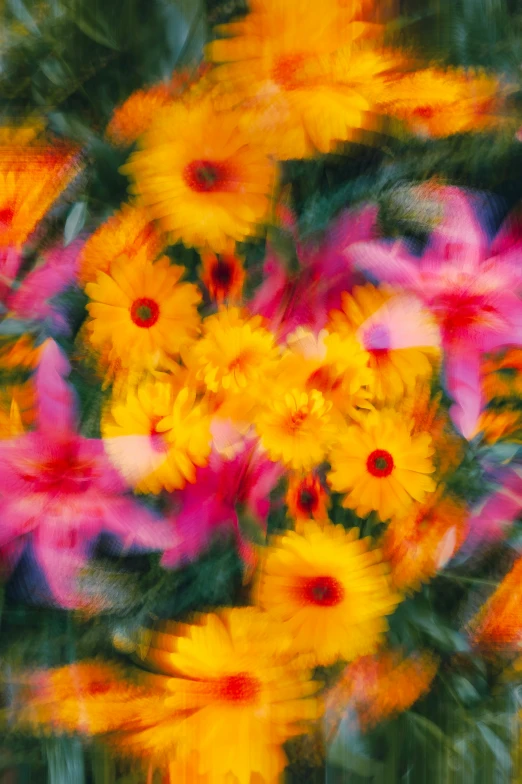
[476,723,512,773]
[64,201,87,246]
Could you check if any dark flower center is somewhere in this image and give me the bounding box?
[130,297,160,328]
[212,259,233,287]
[303,575,344,607]
[366,448,394,478]
[218,672,261,703]
[184,160,229,193]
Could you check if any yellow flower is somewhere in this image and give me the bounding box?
[85,251,201,371]
[382,68,500,138]
[329,284,439,403]
[255,388,339,471]
[208,0,403,160]
[0,138,81,248]
[328,409,436,522]
[256,520,400,665]
[78,203,163,285]
[102,376,211,492]
[121,96,278,253]
[114,608,320,782]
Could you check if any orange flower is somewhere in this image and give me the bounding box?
[199,250,245,304]
[78,202,163,285]
[286,472,329,525]
[477,409,522,445]
[469,557,522,652]
[482,348,522,402]
[381,494,468,593]
[325,650,438,735]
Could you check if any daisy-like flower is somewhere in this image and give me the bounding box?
[78,203,163,285]
[102,375,212,493]
[286,471,330,526]
[208,0,404,160]
[329,284,440,403]
[381,495,468,593]
[121,96,278,253]
[256,521,400,665]
[185,308,280,396]
[112,608,320,782]
[469,557,522,652]
[328,409,436,522]
[85,251,201,372]
[255,388,339,471]
[200,249,245,304]
[325,650,438,736]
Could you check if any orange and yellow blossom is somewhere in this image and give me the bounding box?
[200,249,245,304]
[286,471,330,527]
[256,520,400,665]
[469,557,522,652]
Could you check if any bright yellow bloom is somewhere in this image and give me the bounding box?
[382,68,500,138]
[114,608,320,782]
[255,388,339,471]
[85,251,201,372]
[208,0,404,160]
[329,284,439,403]
[0,138,81,248]
[328,409,436,521]
[325,650,438,735]
[102,376,211,492]
[256,521,399,665]
[279,327,373,419]
[121,96,278,253]
[78,202,163,285]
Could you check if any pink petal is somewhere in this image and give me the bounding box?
[347,239,420,286]
[35,338,77,437]
[444,345,484,439]
[424,187,489,273]
[462,467,522,552]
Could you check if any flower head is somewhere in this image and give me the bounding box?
[200,249,245,304]
[328,409,436,521]
[121,96,278,252]
[286,471,330,525]
[256,521,399,665]
[469,557,522,652]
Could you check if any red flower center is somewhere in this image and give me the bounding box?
[298,487,319,514]
[130,297,160,328]
[183,160,230,193]
[303,575,344,607]
[366,449,394,478]
[412,106,435,120]
[218,673,261,703]
[87,681,111,696]
[211,259,233,287]
[272,53,306,91]
[289,409,308,431]
[0,206,15,229]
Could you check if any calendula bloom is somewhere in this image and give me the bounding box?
[255,388,339,471]
[469,557,522,652]
[325,650,438,736]
[382,68,500,139]
[200,249,245,304]
[381,495,468,592]
[85,251,201,371]
[286,471,330,525]
[78,203,163,285]
[121,96,278,253]
[278,327,373,419]
[348,187,522,438]
[0,340,171,608]
[102,375,211,493]
[256,521,399,665]
[0,137,81,249]
[482,348,522,402]
[13,661,148,736]
[208,0,404,160]
[113,608,320,782]
[329,284,440,403]
[328,409,436,521]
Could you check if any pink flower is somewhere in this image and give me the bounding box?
[0,339,171,608]
[249,204,377,340]
[162,438,283,569]
[461,464,522,554]
[348,187,522,438]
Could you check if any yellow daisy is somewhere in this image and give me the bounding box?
[85,251,201,371]
[114,608,320,782]
[78,202,163,285]
[255,387,339,471]
[102,375,211,493]
[328,409,436,521]
[329,284,439,403]
[256,520,400,665]
[121,96,278,253]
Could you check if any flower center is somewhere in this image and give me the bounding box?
[366,448,394,478]
[183,160,230,193]
[289,408,308,431]
[363,323,391,357]
[0,205,15,229]
[303,575,344,607]
[130,297,160,328]
[87,680,111,696]
[298,487,318,514]
[272,53,306,91]
[217,672,261,704]
[212,259,233,287]
[412,106,435,120]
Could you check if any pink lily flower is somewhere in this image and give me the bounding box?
[0,339,171,608]
[249,204,377,340]
[348,187,522,438]
[162,437,283,569]
[461,464,522,554]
